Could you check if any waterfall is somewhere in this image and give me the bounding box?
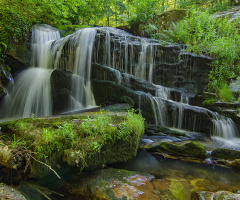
[1,25,59,118]
[94,27,239,142]
[1,25,97,118]
[1,25,239,146]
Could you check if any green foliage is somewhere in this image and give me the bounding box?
[35,122,75,158]
[202,98,218,106]
[0,134,27,149]
[158,9,240,91]
[218,83,235,102]
[80,112,112,137]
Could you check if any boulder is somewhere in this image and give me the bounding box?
[62,168,191,200]
[193,191,240,200]
[0,183,27,200]
[0,111,144,179]
[146,141,207,159]
[50,69,72,114]
[211,148,240,161]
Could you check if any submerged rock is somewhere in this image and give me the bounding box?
[211,148,240,169]
[211,148,240,160]
[0,183,27,200]
[63,168,192,200]
[193,191,240,200]
[146,141,207,159]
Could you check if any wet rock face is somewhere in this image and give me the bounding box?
[93,28,212,95]
[0,81,6,99]
[5,30,31,74]
[51,69,72,114]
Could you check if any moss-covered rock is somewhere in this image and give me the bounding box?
[211,148,240,161]
[229,159,240,169]
[153,9,187,34]
[146,141,207,159]
[0,111,144,178]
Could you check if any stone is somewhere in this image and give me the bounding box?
[146,141,207,159]
[211,148,240,161]
[0,183,27,200]
[194,190,240,200]
[62,168,192,200]
[50,69,72,114]
[0,111,144,178]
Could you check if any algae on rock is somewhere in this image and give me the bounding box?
[146,141,207,159]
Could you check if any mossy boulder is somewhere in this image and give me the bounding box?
[153,9,187,33]
[211,148,240,161]
[0,111,144,178]
[146,141,207,159]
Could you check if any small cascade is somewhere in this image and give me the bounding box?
[1,68,52,118]
[1,65,13,83]
[93,27,239,142]
[212,114,239,138]
[1,25,59,118]
[69,28,97,110]
[1,25,97,118]
[31,24,60,68]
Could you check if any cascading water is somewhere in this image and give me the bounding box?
[1,25,239,148]
[0,25,60,118]
[95,27,239,147]
[1,25,97,118]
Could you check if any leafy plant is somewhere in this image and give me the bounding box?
[218,83,235,102]
[158,9,240,91]
[0,134,27,149]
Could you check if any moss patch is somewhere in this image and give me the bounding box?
[211,148,240,161]
[0,110,144,176]
[147,141,207,159]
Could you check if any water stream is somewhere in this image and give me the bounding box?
[1,25,240,199]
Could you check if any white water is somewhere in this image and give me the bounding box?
[2,68,52,118]
[1,25,59,118]
[1,25,239,146]
[1,25,97,118]
[96,27,239,143]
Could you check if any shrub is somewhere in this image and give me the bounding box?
[218,84,235,102]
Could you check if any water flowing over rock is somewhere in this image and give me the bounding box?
[0,25,239,146]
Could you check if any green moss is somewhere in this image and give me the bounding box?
[148,141,207,159]
[0,110,145,176]
[211,148,240,161]
[230,159,240,169]
[169,179,189,200]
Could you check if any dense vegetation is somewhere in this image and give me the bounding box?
[0,0,240,97]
